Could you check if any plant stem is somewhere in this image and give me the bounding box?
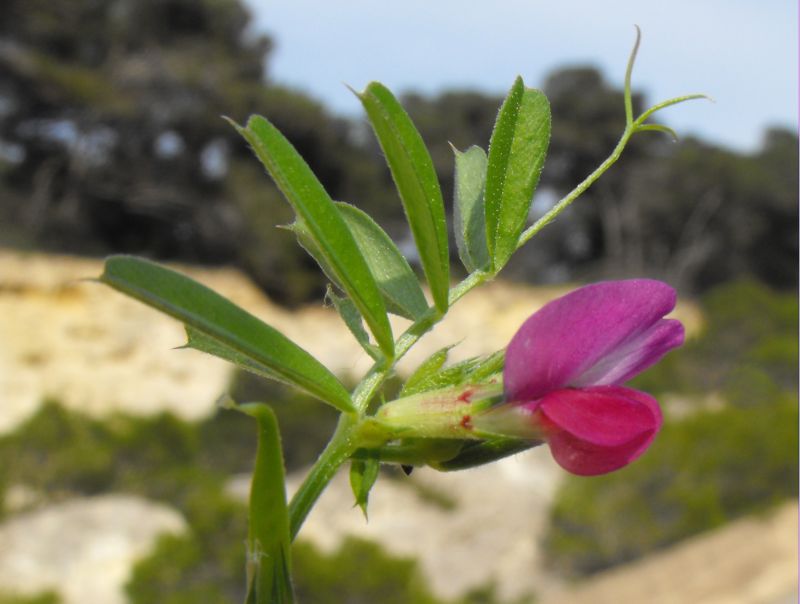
[287,270,490,538]
[287,112,651,536]
[516,126,634,250]
[288,413,359,539]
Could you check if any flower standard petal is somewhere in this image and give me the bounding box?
[531,385,663,476]
[504,279,678,402]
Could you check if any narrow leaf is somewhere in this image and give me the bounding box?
[349,452,380,519]
[235,115,394,359]
[101,256,354,414]
[467,349,506,382]
[186,327,282,382]
[326,285,380,360]
[400,345,452,397]
[336,202,428,320]
[240,403,295,603]
[357,82,450,313]
[401,349,505,397]
[453,145,490,272]
[485,78,551,271]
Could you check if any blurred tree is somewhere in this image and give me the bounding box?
[0,0,400,304]
[1,7,795,301]
[0,0,270,256]
[611,128,798,291]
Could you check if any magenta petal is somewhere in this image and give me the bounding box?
[534,385,662,476]
[504,280,678,401]
[571,319,685,387]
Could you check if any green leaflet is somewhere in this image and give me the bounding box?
[357,82,450,313]
[485,77,551,272]
[100,256,355,414]
[240,404,295,603]
[186,327,283,382]
[235,115,395,359]
[336,202,428,321]
[453,145,490,272]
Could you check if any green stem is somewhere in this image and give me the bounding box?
[634,94,711,126]
[624,25,642,127]
[287,270,491,538]
[288,413,359,539]
[516,127,634,249]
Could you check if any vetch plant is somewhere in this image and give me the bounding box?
[98,29,705,602]
[375,280,684,476]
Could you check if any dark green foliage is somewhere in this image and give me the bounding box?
[0,398,519,602]
[0,402,203,505]
[0,0,405,306]
[0,593,60,604]
[127,491,250,604]
[130,528,516,604]
[0,372,341,516]
[292,538,443,604]
[545,280,799,576]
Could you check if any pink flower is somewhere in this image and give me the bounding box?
[479,280,684,476]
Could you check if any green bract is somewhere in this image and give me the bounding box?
[239,404,294,603]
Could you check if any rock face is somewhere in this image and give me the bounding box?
[540,501,799,604]
[0,252,241,433]
[0,495,185,604]
[298,449,566,601]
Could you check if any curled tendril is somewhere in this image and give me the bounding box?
[626,25,713,138]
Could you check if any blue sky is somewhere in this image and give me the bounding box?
[244,1,797,153]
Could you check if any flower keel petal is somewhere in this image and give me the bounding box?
[533,385,662,475]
